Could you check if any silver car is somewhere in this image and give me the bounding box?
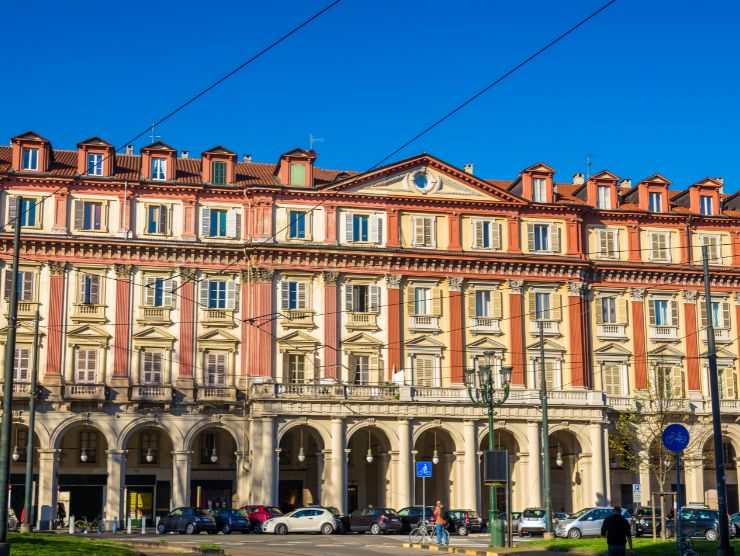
[555,507,630,539]
[519,508,547,536]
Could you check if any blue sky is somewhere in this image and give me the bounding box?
[3,1,740,189]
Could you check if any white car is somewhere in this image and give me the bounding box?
[262,507,337,535]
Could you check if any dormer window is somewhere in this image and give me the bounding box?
[597,186,612,209]
[87,153,104,176]
[289,163,306,186]
[649,191,663,213]
[21,148,38,171]
[151,158,167,181]
[211,161,227,185]
[532,178,547,203]
[700,195,714,216]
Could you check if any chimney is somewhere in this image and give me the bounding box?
[715,177,724,194]
[572,172,585,186]
[180,151,189,159]
[125,144,134,155]
[619,179,632,190]
[242,154,253,163]
[463,162,474,175]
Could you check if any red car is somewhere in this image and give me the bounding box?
[240,505,283,530]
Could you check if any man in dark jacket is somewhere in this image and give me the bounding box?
[601,506,632,556]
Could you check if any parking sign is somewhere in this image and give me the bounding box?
[416,461,432,478]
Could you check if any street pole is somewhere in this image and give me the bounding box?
[539,321,553,535]
[702,245,733,556]
[487,403,498,548]
[0,197,22,555]
[676,452,682,556]
[20,311,40,533]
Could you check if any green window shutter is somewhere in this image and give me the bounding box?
[289,163,306,186]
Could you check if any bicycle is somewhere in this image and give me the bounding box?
[75,516,104,534]
[409,519,434,544]
[678,535,697,556]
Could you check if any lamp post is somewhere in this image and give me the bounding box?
[464,352,512,548]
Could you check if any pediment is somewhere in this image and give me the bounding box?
[329,154,525,204]
[524,162,555,174]
[406,335,445,348]
[590,170,620,182]
[692,177,723,189]
[343,332,384,348]
[142,141,175,153]
[467,337,507,351]
[133,327,177,342]
[593,343,632,356]
[700,347,736,360]
[67,324,111,340]
[12,131,48,143]
[202,145,236,156]
[0,322,44,340]
[77,136,112,148]
[277,330,320,345]
[198,329,239,343]
[648,345,684,358]
[526,339,566,352]
[639,174,671,186]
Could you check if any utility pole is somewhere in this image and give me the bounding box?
[539,321,553,535]
[0,197,22,555]
[702,245,734,556]
[20,311,40,533]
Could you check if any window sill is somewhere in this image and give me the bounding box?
[196,385,237,403]
[63,383,106,401]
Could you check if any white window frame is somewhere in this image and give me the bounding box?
[412,215,436,248]
[350,355,370,385]
[87,152,104,176]
[600,296,617,324]
[649,191,663,213]
[151,158,167,181]
[75,348,98,384]
[286,353,306,384]
[13,346,31,383]
[532,178,547,203]
[700,195,714,216]
[598,228,619,259]
[597,185,612,209]
[21,148,38,171]
[649,231,671,262]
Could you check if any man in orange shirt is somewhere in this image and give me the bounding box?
[433,501,449,546]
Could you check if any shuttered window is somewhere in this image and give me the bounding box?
[144,277,175,307]
[7,196,38,228]
[79,274,101,305]
[528,223,560,253]
[211,161,227,185]
[654,366,684,399]
[544,359,559,390]
[281,281,307,310]
[700,235,721,265]
[468,289,502,319]
[73,200,105,231]
[720,368,737,400]
[699,300,731,329]
[351,355,369,385]
[3,270,34,301]
[649,231,671,261]
[287,354,306,383]
[412,216,435,247]
[599,297,616,324]
[598,229,619,258]
[205,352,227,386]
[414,356,435,387]
[648,299,678,327]
[75,349,98,384]
[603,364,622,396]
[13,347,30,383]
[473,219,501,250]
[142,351,163,384]
[344,284,380,313]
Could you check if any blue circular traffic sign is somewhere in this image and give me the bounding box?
[662,423,690,453]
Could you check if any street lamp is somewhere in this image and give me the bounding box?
[80,449,88,463]
[432,432,439,465]
[366,429,374,464]
[297,429,306,463]
[145,448,154,464]
[210,447,219,464]
[464,351,512,549]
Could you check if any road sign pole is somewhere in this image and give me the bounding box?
[423,476,425,526]
[676,452,682,556]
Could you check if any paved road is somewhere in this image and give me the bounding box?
[123,532,506,556]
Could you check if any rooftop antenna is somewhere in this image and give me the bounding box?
[148,123,161,144]
[585,154,593,180]
[309,133,324,150]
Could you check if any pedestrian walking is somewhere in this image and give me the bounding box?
[433,501,449,546]
[601,506,633,556]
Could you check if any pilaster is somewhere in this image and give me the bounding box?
[112,264,134,388]
[507,280,525,385]
[448,277,464,384]
[386,274,402,381]
[177,268,196,397]
[323,272,340,381]
[683,290,701,391]
[105,449,127,530]
[44,262,66,388]
[630,288,648,389]
[567,281,588,388]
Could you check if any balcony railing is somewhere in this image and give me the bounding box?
[282,310,315,328]
[346,312,379,330]
[703,328,732,342]
[409,315,440,331]
[197,386,237,402]
[471,317,502,334]
[649,326,679,340]
[529,320,560,335]
[201,308,235,326]
[64,383,106,401]
[137,306,172,324]
[130,384,172,402]
[597,324,627,338]
[250,382,399,401]
[0,382,33,399]
[72,304,106,322]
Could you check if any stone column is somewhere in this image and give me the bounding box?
[386,275,402,381]
[328,418,346,512]
[567,282,588,388]
[261,417,277,505]
[396,419,412,509]
[685,456,705,505]
[590,422,607,506]
[36,449,60,530]
[508,280,526,386]
[463,420,478,511]
[683,291,701,392]
[105,449,127,530]
[45,263,66,385]
[448,278,464,384]
[323,272,340,380]
[638,455,651,507]
[235,450,250,508]
[112,265,133,384]
[527,421,542,508]
[239,273,250,389]
[171,450,192,509]
[630,289,648,389]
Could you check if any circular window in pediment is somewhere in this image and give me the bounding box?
[406,170,440,194]
[413,172,428,190]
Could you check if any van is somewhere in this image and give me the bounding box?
[555,507,631,539]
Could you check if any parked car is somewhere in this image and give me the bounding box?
[519,508,548,536]
[633,506,666,537]
[730,512,740,535]
[308,505,350,533]
[449,509,483,536]
[555,507,631,539]
[157,507,217,535]
[349,507,402,534]
[675,507,734,541]
[240,505,283,531]
[212,508,251,534]
[263,507,337,535]
[553,512,569,525]
[398,506,434,532]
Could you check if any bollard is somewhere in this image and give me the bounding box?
[112,519,117,535]
[69,515,75,535]
[141,517,146,536]
[155,516,160,535]
[127,517,132,535]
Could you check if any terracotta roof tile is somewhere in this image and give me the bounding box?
[0,147,10,174]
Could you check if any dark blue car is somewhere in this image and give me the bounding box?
[213,509,251,534]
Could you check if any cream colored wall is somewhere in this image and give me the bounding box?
[519,217,566,255]
[460,215,508,251]
[522,283,570,388]
[68,194,121,236]
[585,224,628,260]
[3,189,55,233]
[589,289,633,393]
[399,212,448,249]
[640,227,681,263]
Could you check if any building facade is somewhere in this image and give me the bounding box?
[2,131,740,529]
